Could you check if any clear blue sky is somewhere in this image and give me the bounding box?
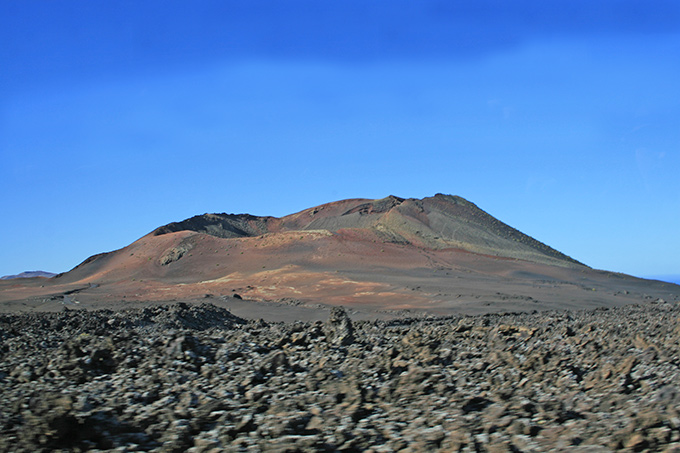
[1,0,679,281]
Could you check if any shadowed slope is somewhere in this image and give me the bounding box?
[152,213,275,239]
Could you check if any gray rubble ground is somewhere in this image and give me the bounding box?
[1,300,680,452]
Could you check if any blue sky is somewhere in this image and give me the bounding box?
[1,0,679,281]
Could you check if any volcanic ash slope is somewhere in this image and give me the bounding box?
[2,194,678,314]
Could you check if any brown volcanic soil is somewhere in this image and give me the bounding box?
[2,194,679,317]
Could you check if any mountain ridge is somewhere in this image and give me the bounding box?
[0,271,56,280]
[148,194,584,268]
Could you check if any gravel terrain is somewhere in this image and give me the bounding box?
[1,300,680,452]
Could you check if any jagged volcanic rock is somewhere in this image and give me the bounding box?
[1,300,679,451]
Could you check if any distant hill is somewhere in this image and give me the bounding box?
[1,271,56,280]
[1,194,678,315]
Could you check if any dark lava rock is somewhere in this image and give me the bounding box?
[323,306,355,346]
[1,301,680,452]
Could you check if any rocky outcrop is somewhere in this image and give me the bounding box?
[159,238,195,266]
[1,300,679,451]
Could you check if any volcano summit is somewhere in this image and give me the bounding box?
[1,194,677,317]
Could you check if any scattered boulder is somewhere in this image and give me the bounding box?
[323,306,355,346]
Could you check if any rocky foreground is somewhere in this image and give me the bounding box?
[1,301,679,452]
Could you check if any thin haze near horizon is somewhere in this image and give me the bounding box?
[1,1,679,282]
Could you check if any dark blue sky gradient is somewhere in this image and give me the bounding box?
[3,0,680,95]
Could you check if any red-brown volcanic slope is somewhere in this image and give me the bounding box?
[2,194,678,317]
